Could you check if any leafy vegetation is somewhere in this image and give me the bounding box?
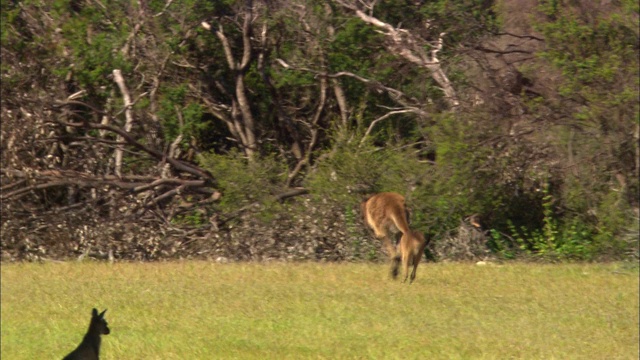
[1,0,638,261]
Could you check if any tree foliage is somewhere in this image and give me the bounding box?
[1,0,637,262]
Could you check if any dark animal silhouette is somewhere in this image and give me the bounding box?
[63,308,110,360]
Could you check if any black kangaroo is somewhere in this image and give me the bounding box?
[63,308,110,360]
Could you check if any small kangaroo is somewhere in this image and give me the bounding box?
[63,308,110,360]
[361,192,429,283]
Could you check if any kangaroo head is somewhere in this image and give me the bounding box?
[91,308,110,335]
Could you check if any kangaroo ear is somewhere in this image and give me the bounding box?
[99,309,107,318]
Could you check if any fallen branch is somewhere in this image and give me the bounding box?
[0,169,211,202]
[51,117,214,182]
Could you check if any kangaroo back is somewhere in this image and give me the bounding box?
[362,192,411,236]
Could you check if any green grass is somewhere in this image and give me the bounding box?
[1,261,638,359]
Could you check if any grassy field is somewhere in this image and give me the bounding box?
[1,261,638,359]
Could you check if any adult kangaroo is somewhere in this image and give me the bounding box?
[63,308,110,360]
[361,192,429,283]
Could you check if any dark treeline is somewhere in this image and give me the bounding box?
[1,0,638,262]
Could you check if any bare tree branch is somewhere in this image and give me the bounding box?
[335,0,459,108]
[201,0,258,159]
[286,72,328,187]
[494,31,544,41]
[359,109,419,146]
[113,69,135,177]
[153,0,175,17]
[275,60,422,108]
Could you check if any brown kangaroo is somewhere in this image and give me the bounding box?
[63,308,110,360]
[361,192,429,283]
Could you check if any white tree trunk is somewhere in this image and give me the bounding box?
[113,69,135,177]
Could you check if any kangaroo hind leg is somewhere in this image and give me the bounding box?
[401,248,410,283]
[409,257,419,284]
[390,254,401,279]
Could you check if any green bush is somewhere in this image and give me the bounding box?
[592,190,637,257]
[305,141,427,207]
[198,150,288,222]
